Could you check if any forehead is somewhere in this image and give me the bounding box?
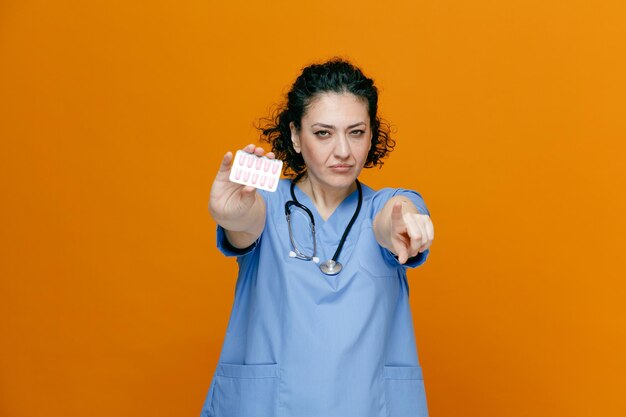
[303,92,369,124]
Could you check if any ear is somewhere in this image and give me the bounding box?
[289,122,301,154]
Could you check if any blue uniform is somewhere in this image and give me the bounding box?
[201,179,431,417]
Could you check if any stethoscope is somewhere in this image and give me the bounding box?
[284,172,362,276]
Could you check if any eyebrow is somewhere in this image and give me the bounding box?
[310,122,366,129]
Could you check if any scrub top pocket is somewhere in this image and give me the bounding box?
[210,363,279,417]
[383,365,429,417]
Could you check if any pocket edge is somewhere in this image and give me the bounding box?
[216,362,280,379]
[383,364,424,380]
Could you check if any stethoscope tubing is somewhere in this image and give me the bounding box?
[285,200,317,261]
[284,172,362,270]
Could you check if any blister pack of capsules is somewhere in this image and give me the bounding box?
[229,150,283,192]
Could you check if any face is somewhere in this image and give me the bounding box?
[289,92,372,191]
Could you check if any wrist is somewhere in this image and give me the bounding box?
[373,214,393,251]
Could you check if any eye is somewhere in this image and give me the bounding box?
[351,130,365,136]
[314,130,331,137]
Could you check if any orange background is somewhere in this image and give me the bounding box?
[1,1,625,416]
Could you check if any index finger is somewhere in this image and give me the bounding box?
[242,143,256,153]
[391,201,404,228]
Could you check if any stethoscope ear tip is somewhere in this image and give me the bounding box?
[312,257,320,264]
[289,251,297,258]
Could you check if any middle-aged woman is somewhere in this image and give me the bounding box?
[202,58,435,417]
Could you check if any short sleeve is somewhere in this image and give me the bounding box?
[375,188,431,269]
[213,189,269,258]
[391,188,430,217]
[216,225,259,257]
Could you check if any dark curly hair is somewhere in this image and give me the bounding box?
[256,58,395,178]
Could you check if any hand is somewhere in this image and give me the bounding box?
[389,201,434,264]
[209,144,275,229]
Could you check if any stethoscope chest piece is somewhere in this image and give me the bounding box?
[320,259,342,275]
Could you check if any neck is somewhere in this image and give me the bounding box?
[297,174,357,221]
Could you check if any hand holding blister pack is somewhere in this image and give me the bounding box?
[228,150,283,192]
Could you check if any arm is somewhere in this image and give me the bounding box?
[208,144,273,249]
[372,196,435,264]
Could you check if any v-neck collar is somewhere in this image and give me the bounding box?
[292,182,360,231]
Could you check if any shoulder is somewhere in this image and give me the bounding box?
[258,178,291,205]
[360,183,430,217]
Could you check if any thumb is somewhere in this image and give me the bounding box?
[390,201,408,264]
[215,151,234,181]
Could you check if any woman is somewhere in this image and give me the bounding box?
[202,58,435,417]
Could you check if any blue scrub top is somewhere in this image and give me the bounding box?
[201,179,431,417]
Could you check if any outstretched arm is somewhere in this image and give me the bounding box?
[209,144,274,249]
[373,196,434,264]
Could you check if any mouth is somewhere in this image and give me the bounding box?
[329,164,354,173]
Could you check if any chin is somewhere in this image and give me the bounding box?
[324,173,359,189]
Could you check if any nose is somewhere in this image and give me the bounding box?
[333,134,350,160]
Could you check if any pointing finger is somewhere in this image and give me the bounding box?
[391,202,404,231]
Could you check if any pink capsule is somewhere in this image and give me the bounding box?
[255,157,263,170]
[235,168,242,180]
[246,155,254,168]
[243,171,250,182]
[259,175,267,186]
[271,161,279,174]
[263,159,271,172]
[238,154,245,165]
[268,177,275,189]
[252,173,258,184]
